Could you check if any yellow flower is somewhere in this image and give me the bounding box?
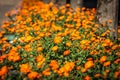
[25,36,33,42]
[84,61,94,69]
[66,42,71,47]
[52,46,59,52]
[54,37,62,44]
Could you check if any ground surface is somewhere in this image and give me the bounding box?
[0,0,21,26]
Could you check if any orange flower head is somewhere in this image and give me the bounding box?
[76,66,81,70]
[66,4,70,7]
[94,73,100,78]
[63,50,70,56]
[54,37,62,44]
[49,60,59,70]
[84,75,91,80]
[66,41,71,47]
[0,66,8,76]
[114,71,120,78]
[20,63,31,74]
[100,56,107,63]
[28,71,38,79]
[52,46,59,52]
[42,68,51,76]
[84,61,94,69]
[63,72,69,77]
[81,68,87,73]
[103,61,111,67]
[37,47,43,52]
[108,20,112,23]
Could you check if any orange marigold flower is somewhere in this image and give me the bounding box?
[58,62,74,74]
[63,72,69,77]
[108,19,112,23]
[80,40,89,45]
[52,46,59,52]
[37,61,45,69]
[103,61,111,67]
[42,68,51,76]
[114,70,120,78]
[81,68,87,73]
[36,54,45,68]
[54,36,62,44]
[28,71,38,79]
[100,56,107,63]
[63,50,70,56]
[7,52,21,62]
[37,47,43,52]
[66,41,71,47]
[102,23,106,27]
[84,61,94,69]
[105,69,110,73]
[0,66,8,76]
[35,54,45,62]
[84,75,91,80]
[87,58,93,61]
[49,60,59,71]
[66,4,70,7]
[20,63,31,74]
[112,45,119,50]
[94,73,100,78]
[82,7,86,11]
[114,58,120,64]
[25,36,33,42]
[0,54,7,61]
[118,29,120,34]
[76,66,81,70]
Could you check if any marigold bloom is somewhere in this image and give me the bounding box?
[20,63,31,74]
[54,37,62,44]
[94,73,100,78]
[63,72,69,77]
[66,4,70,7]
[0,54,7,61]
[114,58,120,64]
[114,70,120,78]
[81,68,87,73]
[25,36,33,42]
[28,71,38,79]
[84,61,94,69]
[37,47,43,52]
[63,50,70,56]
[7,52,21,62]
[66,42,71,47]
[36,54,45,68]
[52,46,59,52]
[100,56,107,63]
[84,75,91,80]
[42,68,51,76]
[103,61,111,67]
[49,60,59,71]
[0,66,8,76]
[76,66,81,70]
[108,19,112,23]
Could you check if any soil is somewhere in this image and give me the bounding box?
[0,0,21,26]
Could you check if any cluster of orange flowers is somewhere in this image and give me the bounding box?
[58,62,75,77]
[0,0,120,79]
[35,54,45,69]
[7,47,21,62]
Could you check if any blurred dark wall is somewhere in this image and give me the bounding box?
[83,0,97,8]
